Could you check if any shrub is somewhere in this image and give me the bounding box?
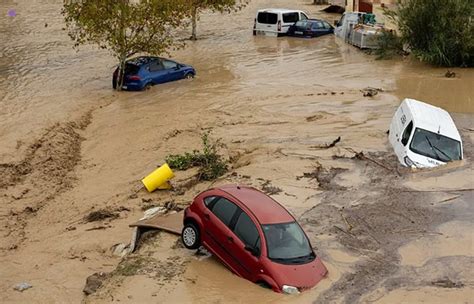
[375,30,405,59]
[166,132,228,181]
[386,0,473,67]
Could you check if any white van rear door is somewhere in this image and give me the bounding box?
[256,11,278,35]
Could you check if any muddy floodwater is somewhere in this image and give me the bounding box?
[1,0,473,303]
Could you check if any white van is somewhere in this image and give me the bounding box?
[334,12,366,42]
[253,9,309,37]
[389,99,463,168]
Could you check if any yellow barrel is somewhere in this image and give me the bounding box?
[142,163,175,192]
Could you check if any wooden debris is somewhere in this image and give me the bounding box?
[361,87,383,97]
[311,137,341,149]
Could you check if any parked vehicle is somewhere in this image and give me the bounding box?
[112,56,195,91]
[287,19,334,38]
[181,185,328,294]
[334,12,381,49]
[253,9,309,37]
[389,98,463,168]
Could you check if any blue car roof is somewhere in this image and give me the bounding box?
[302,19,324,23]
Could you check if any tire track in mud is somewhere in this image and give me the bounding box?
[0,111,92,250]
[299,152,457,304]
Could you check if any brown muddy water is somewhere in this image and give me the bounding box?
[1,0,473,303]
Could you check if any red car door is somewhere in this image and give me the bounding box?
[203,197,248,276]
[227,209,263,282]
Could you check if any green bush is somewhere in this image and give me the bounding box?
[375,30,404,59]
[387,0,473,67]
[166,132,228,181]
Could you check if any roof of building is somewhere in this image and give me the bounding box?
[217,185,294,225]
[404,98,461,141]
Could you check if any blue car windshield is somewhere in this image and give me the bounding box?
[410,128,461,162]
[262,222,314,263]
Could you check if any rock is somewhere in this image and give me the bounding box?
[83,272,108,295]
[141,206,167,220]
[111,243,131,257]
[13,282,32,292]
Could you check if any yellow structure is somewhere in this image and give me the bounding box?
[142,163,175,192]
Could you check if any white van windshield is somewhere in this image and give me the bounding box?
[258,12,277,24]
[410,128,462,162]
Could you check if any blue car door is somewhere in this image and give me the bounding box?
[322,21,334,35]
[148,60,167,84]
[312,21,326,37]
[162,60,183,82]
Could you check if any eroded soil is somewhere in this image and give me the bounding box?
[1,0,473,303]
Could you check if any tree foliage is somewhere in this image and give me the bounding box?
[385,0,473,67]
[62,0,190,89]
[189,0,249,40]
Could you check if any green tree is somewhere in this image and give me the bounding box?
[62,0,190,90]
[189,0,249,40]
[385,0,473,67]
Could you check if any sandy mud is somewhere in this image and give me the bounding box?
[1,0,473,303]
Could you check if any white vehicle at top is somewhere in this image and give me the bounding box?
[389,98,463,168]
[334,11,367,41]
[253,8,309,37]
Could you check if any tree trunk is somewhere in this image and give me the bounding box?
[117,55,126,91]
[190,7,198,40]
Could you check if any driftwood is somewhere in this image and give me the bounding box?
[344,147,399,175]
[311,136,341,149]
[361,87,383,97]
[401,189,473,193]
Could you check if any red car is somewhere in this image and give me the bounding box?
[181,185,328,294]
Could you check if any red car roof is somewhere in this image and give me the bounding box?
[217,185,294,225]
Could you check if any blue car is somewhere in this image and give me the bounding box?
[287,19,334,38]
[112,56,196,91]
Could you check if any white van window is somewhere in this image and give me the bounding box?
[337,15,345,27]
[283,12,299,23]
[300,13,308,20]
[410,128,462,162]
[401,121,413,146]
[258,12,278,24]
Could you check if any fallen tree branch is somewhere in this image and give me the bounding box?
[435,195,461,204]
[333,225,355,236]
[400,189,473,193]
[344,147,399,175]
[311,136,341,149]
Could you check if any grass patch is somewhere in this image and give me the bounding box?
[166,132,228,181]
[84,209,119,222]
[114,256,150,276]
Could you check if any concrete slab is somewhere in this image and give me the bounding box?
[129,211,183,235]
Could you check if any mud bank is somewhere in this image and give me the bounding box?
[1,0,473,303]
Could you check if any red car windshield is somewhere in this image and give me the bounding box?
[262,222,314,263]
